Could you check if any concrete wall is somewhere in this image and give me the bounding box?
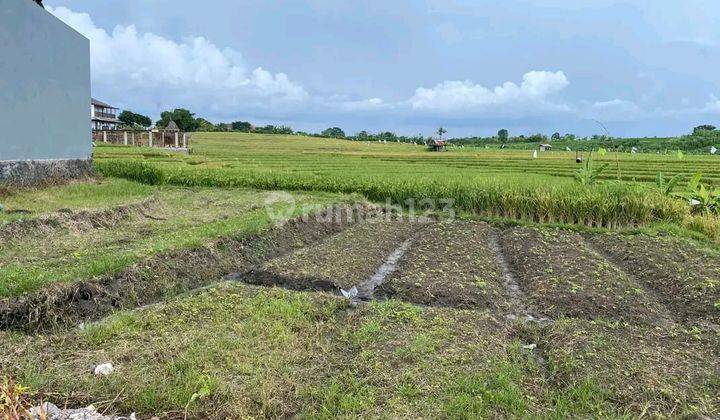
[0,0,91,162]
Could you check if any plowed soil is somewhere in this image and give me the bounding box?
[3,215,720,418]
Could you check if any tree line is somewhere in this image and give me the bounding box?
[118,107,719,153]
[118,107,428,142]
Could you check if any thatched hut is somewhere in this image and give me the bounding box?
[427,139,446,152]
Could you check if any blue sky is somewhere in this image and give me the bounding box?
[46,0,720,138]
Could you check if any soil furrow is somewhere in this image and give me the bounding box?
[585,234,720,329]
[243,217,422,292]
[0,204,380,331]
[377,220,513,311]
[582,236,677,328]
[501,227,673,325]
[357,235,416,300]
[489,229,551,324]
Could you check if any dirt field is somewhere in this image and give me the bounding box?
[2,196,719,418]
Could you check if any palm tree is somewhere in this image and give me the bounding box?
[436,127,447,140]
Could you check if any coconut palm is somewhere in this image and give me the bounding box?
[436,127,447,140]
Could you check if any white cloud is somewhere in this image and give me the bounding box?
[47,7,307,118]
[588,99,642,121]
[409,70,569,114]
[703,95,720,113]
[592,99,638,110]
[338,97,390,111]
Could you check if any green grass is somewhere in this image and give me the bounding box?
[93,133,708,231]
[0,178,154,223]
[5,284,712,418]
[0,180,352,297]
[3,133,719,418]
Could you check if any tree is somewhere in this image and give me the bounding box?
[527,133,548,143]
[378,131,398,142]
[693,125,717,135]
[437,127,447,140]
[118,111,135,127]
[498,129,509,142]
[195,118,217,132]
[231,121,253,132]
[118,110,152,128]
[551,132,561,141]
[321,127,345,138]
[157,108,200,132]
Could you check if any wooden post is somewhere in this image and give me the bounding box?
[149,131,153,147]
[103,131,107,143]
[124,131,128,145]
[175,132,179,148]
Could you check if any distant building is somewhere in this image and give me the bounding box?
[0,0,91,185]
[539,143,552,151]
[91,98,121,130]
[427,139,446,152]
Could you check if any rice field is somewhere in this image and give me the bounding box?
[94,132,720,236]
[96,132,720,184]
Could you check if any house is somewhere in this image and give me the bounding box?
[539,143,552,151]
[91,98,122,130]
[0,0,91,184]
[428,139,446,152]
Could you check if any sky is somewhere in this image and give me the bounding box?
[45,0,720,138]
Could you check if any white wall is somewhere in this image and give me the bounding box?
[0,0,91,161]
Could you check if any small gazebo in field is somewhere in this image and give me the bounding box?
[427,139,447,152]
[155,120,183,147]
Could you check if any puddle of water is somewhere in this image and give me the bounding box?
[356,237,414,301]
[488,231,552,324]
